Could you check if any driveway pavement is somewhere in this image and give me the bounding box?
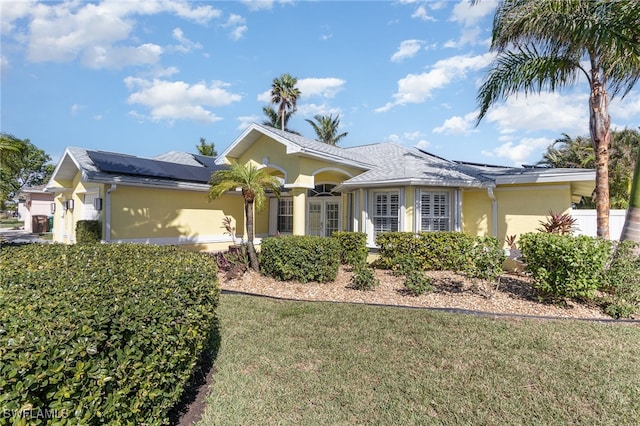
[0,227,51,244]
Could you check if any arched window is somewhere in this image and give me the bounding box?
[308,183,339,197]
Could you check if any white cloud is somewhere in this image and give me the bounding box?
[298,77,346,99]
[170,28,202,53]
[0,0,36,35]
[237,115,260,130]
[450,0,497,27]
[296,103,342,118]
[411,5,436,22]
[610,92,640,121]
[484,92,590,136]
[239,0,294,12]
[240,0,275,11]
[223,14,248,40]
[70,104,86,115]
[376,52,494,112]
[82,43,163,69]
[229,25,248,41]
[386,131,430,149]
[124,77,242,124]
[481,137,552,166]
[0,55,9,72]
[391,39,423,63]
[8,1,220,68]
[433,112,478,135]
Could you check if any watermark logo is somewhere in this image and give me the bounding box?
[3,408,69,420]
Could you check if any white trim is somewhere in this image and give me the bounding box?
[312,166,355,179]
[105,184,117,243]
[494,171,594,185]
[494,184,570,192]
[260,162,288,182]
[284,182,315,189]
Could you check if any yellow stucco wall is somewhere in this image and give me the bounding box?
[496,184,570,245]
[234,135,362,188]
[461,189,492,237]
[109,185,244,250]
[462,184,572,247]
[51,172,104,244]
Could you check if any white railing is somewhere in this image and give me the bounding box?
[571,209,627,240]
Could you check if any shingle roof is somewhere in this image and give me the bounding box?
[48,147,225,191]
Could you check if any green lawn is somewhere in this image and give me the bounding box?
[0,218,23,227]
[199,293,640,425]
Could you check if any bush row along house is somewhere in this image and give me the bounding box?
[46,123,595,250]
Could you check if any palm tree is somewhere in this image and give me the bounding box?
[476,0,640,239]
[305,114,349,145]
[620,148,640,242]
[208,162,281,271]
[196,137,216,157]
[262,105,299,134]
[271,73,301,131]
[540,134,594,169]
[0,133,26,175]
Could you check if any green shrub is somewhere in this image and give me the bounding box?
[601,240,640,318]
[404,270,433,296]
[75,220,101,243]
[519,232,612,300]
[350,264,380,291]
[375,232,503,282]
[332,231,368,266]
[0,244,219,424]
[390,254,423,277]
[259,236,340,282]
[463,236,505,281]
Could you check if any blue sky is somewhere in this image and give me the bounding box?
[2,0,640,167]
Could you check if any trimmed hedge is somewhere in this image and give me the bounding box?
[332,231,368,266]
[519,232,612,300]
[0,244,219,424]
[75,220,101,243]
[375,232,505,281]
[259,235,340,282]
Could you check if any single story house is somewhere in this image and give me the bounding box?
[46,123,595,250]
[21,185,56,233]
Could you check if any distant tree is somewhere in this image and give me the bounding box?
[0,136,53,205]
[538,130,640,209]
[196,137,217,157]
[262,105,299,135]
[270,73,301,131]
[208,162,281,271]
[475,0,640,239]
[538,133,594,169]
[305,114,348,146]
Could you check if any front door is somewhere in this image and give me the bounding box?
[307,198,341,237]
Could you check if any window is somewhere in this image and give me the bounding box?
[372,191,399,236]
[308,183,338,197]
[421,191,450,231]
[277,198,293,233]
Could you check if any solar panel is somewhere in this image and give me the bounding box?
[87,150,221,183]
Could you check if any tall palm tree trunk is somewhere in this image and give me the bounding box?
[589,67,611,239]
[244,198,260,271]
[620,148,640,242]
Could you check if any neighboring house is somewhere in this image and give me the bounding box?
[47,123,595,250]
[21,185,55,233]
